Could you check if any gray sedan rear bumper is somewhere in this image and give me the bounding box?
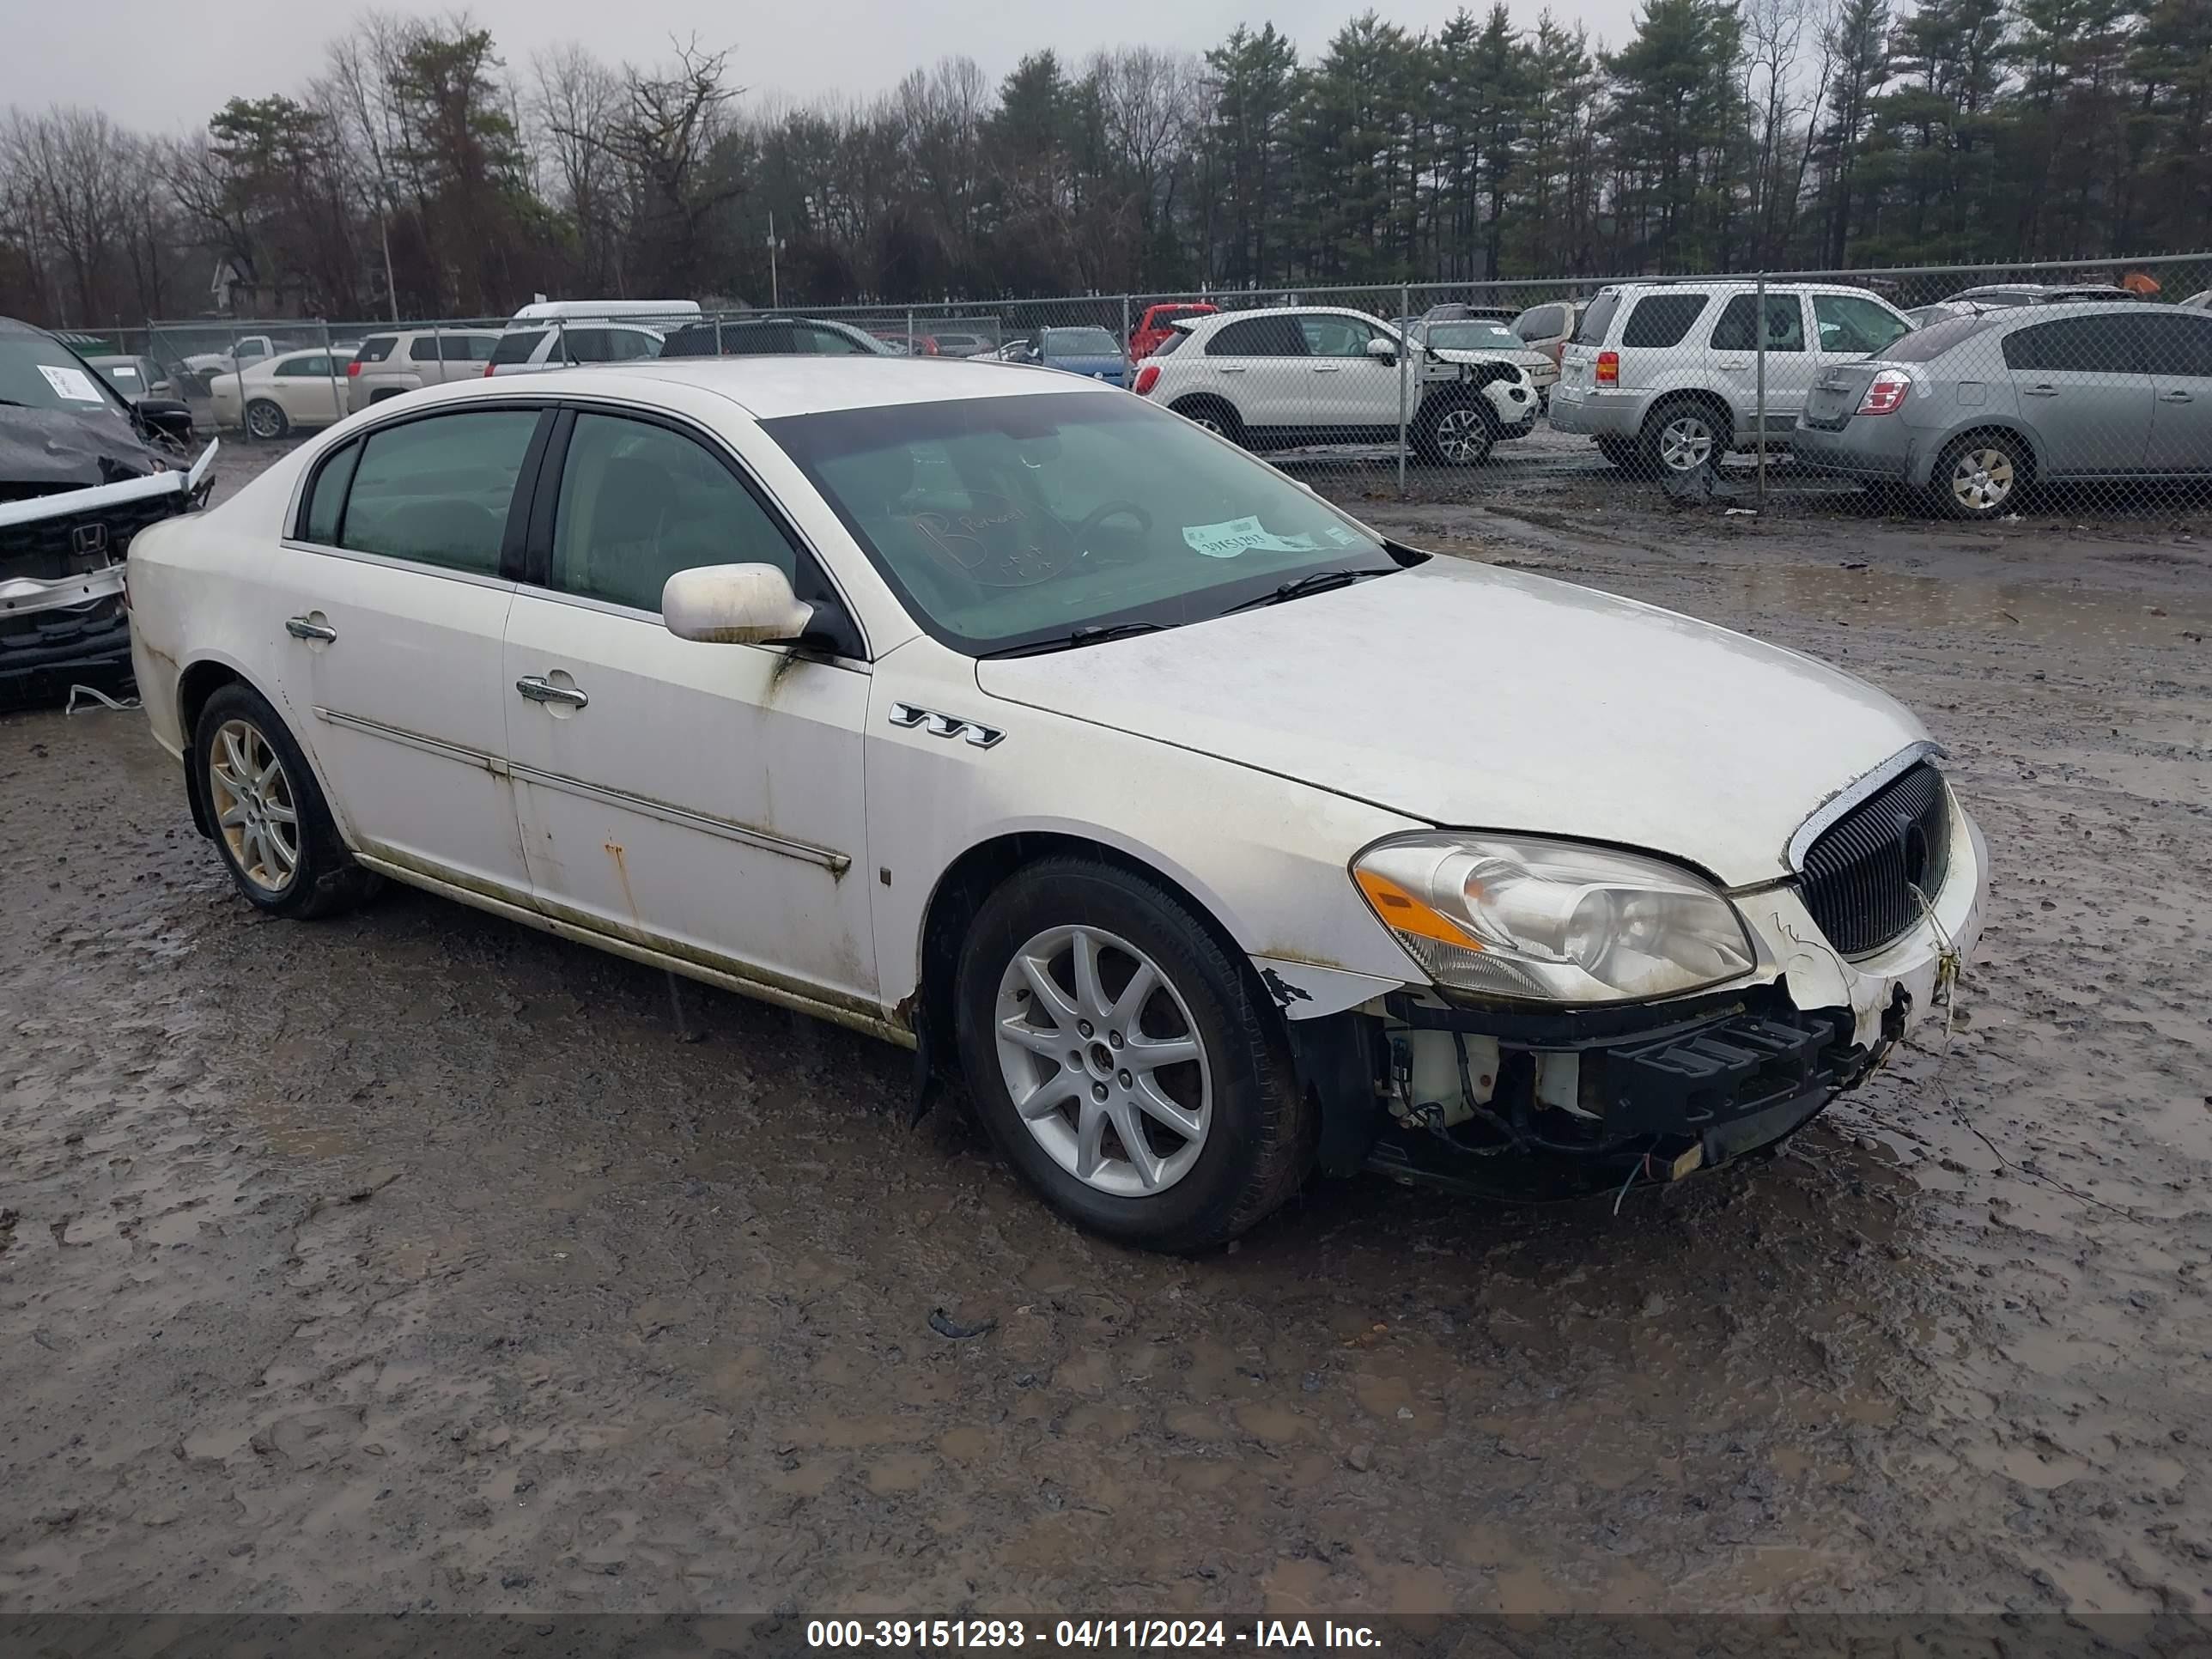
[1789,418,1923,484]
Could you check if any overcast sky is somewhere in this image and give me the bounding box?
[7,0,1644,135]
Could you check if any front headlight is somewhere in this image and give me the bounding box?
[1352,833,1757,1004]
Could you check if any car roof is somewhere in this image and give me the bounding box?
[388,356,1091,422]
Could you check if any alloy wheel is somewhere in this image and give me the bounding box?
[1948,447,2014,513]
[993,924,1212,1198]
[1432,407,1490,465]
[1657,411,1717,472]
[208,718,301,892]
[246,403,285,440]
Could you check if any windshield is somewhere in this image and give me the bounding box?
[1042,327,1120,356]
[1426,321,1523,352]
[763,390,1397,653]
[0,331,134,416]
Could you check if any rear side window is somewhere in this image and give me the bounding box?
[2002,316,2141,374]
[1207,315,1307,356]
[1620,294,1709,349]
[1571,292,1620,345]
[722,324,801,356]
[455,335,499,362]
[355,337,396,364]
[1514,305,1565,340]
[1710,295,1803,352]
[409,337,441,362]
[490,331,547,366]
[339,410,541,575]
[301,440,361,544]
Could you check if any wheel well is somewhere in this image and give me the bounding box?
[1937,423,2039,483]
[176,661,246,836]
[1642,389,1734,442]
[912,832,1249,1077]
[1170,393,1237,423]
[368,387,404,403]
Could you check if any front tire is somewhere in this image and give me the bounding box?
[1413,396,1496,466]
[953,858,1314,1251]
[245,398,289,440]
[193,684,379,919]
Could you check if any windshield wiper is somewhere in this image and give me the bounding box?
[1224,565,1395,614]
[978,620,1169,659]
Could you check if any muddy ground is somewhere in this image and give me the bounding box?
[2,438,2209,1618]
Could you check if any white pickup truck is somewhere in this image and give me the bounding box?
[180,335,281,383]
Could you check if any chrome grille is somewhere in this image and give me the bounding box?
[1797,762,1952,956]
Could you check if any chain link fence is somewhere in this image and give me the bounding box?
[142,250,2211,516]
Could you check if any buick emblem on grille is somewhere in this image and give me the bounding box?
[71,522,106,556]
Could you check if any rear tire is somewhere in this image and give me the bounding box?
[193,684,379,920]
[1642,397,1729,479]
[1929,432,2028,520]
[953,858,1314,1252]
[1170,397,1247,448]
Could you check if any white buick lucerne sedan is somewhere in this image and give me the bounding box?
[125,358,1988,1249]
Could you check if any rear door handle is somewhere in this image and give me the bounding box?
[1313,364,1344,374]
[2160,389,2193,404]
[2022,384,2060,397]
[285,615,337,641]
[1217,365,1247,374]
[515,675,588,708]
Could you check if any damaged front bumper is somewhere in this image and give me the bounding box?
[0,441,218,688]
[1267,805,1988,1201]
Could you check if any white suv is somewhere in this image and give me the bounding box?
[483,322,665,377]
[1133,306,1539,465]
[1553,282,1913,477]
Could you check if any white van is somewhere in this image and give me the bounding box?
[507,299,700,326]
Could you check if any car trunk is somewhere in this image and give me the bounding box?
[1802,363,1883,431]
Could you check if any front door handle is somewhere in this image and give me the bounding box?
[1313,364,1345,374]
[2160,389,2193,404]
[1216,365,1247,374]
[516,675,588,708]
[2022,383,2060,397]
[285,615,337,642]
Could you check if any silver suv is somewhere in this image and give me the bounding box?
[346,329,501,414]
[1552,281,1914,477]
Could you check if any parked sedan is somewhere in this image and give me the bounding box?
[208,349,349,438]
[1792,301,2212,518]
[125,358,1986,1249]
[85,353,178,404]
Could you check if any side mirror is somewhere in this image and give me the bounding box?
[662,563,816,646]
[137,398,195,443]
[1365,337,1398,362]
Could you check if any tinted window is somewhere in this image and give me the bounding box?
[2134,313,2212,379]
[721,324,801,356]
[606,328,660,361]
[302,440,361,544]
[1882,314,2002,362]
[339,410,540,574]
[409,337,441,362]
[1207,315,1306,356]
[1710,295,1803,352]
[275,355,336,378]
[1513,305,1565,340]
[2002,316,2142,374]
[1297,315,1377,357]
[805,325,869,356]
[1620,294,1710,349]
[1572,292,1620,345]
[1814,294,1911,354]
[490,330,547,366]
[550,413,793,611]
[356,337,397,364]
[562,328,610,362]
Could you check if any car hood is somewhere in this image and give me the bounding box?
[0,405,165,492]
[974,556,1929,885]
[1427,344,1551,375]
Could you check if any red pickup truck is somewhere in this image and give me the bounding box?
[1128,302,1218,360]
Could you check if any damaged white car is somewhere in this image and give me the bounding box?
[1,318,216,696]
[124,358,1985,1249]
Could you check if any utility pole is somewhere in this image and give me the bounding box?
[767,211,784,310]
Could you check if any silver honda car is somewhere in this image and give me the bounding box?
[1791,300,2212,518]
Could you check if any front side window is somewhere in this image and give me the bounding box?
[1297,315,1379,357]
[805,325,869,356]
[1814,294,1911,355]
[1710,295,1804,353]
[2132,313,2212,379]
[764,390,1397,654]
[1621,294,1711,349]
[338,410,541,575]
[550,413,795,611]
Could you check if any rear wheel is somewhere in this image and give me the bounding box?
[1930,432,2027,520]
[1170,397,1247,448]
[245,398,289,440]
[1642,398,1729,478]
[193,684,379,920]
[954,858,1314,1251]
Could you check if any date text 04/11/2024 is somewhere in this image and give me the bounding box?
[804,1620,1384,1650]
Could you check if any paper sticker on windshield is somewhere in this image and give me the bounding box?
[39,365,104,403]
[1322,524,1361,547]
[1182,516,1322,560]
